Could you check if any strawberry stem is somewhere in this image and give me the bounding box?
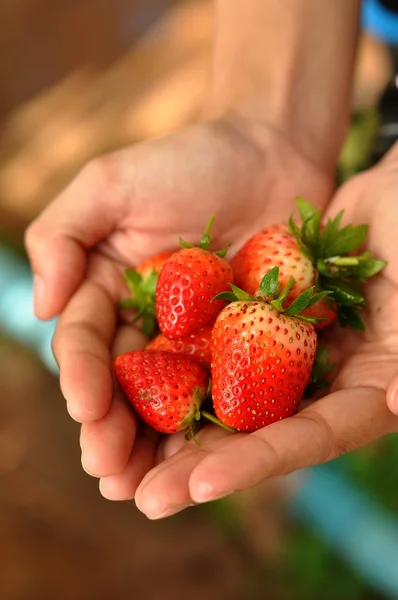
[199,215,216,250]
[201,411,236,433]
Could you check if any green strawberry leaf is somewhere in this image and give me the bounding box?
[144,269,159,296]
[259,266,280,298]
[304,344,336,398]
[296,197,319,223]
[119,298,139,310]
[321,279,365,306]
[213,291,239,302]
[270,276,295,312]
[229,284,254,301]
[285,287,314,315]
[179,238,194,249]
[337,305,366,331]
[124,269,143,293]
[199,215,215,250]
[305,290,331,309]
[321,223,368,257]
[302,212,321,255]
[318,211,344,256]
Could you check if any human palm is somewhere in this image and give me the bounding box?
[25,117,333,508]
[129,152,398,519]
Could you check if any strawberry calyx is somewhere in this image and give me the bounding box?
[215,266,330,324]
[288,197,387,330]
[119,268,158,337]
[304,343,336,398]
[182,385,236,444]
[179,215,230,258]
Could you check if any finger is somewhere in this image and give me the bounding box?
[80,396,137,478]
[188,387,396,503]
[25,158,127,319]
[135,387,398,518]
[387,373,398,415]
[99,426,160,501]
[79,323,148,477]
[134,426,234,519]
[53,280,116,422]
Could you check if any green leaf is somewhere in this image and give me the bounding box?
[319,211,343,256]
[119,298,139,310]
[213,292,238,302]
[322,279,365,306]
[259,267,280,298]
[199,215,215,250]
[302,211,321,255]
[321,224,368,257]
[229,284,253,301]
[142,313,157,337]
[296,197,318,223]
[337,305,366,331]
[271,276,295,311]
[214,246,230,258]
[144,269,159,296]
[345,257,387,282]
[179,238,194,249]
[285,287,313,315]
[305,290,331,309]
[124,269,143,294]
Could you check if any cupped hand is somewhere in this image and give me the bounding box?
[25,117,332,497]
[131,143,398,519]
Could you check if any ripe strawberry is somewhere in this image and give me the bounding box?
[147,325,212,368]
[230,223,314,300]
[113,350,209,435]
[120,250,175,337]
[156,217,234,340]
[136,250,175,278]
[212,268,321,432]
[230,198,386,330]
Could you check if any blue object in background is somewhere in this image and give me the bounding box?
[288,464,398,598]
[0,245,57,373]
[362,0,398,45]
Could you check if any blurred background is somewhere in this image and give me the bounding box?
[1,1,398,599]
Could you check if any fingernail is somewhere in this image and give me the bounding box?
[192,481,234,503]
[33,275,45,315]
[148,503,195,520]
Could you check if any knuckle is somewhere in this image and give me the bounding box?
[297,410,336,463]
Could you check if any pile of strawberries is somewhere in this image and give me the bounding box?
[114,199,386,440]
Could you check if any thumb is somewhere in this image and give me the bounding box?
[25,157,129,320]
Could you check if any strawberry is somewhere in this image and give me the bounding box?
[230,223,315,300]
[114,350,209,435]
[211,268,323,431]
[230,198,386,330]
[136,250,175,278]
[120,250,174,337]
[156,217,234,340]
[147,325,213,368]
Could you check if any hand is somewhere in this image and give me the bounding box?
[132,143,398,519]
[25,117,332,498]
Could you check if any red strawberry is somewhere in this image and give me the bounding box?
[211,268,319,432]
[230,198,386,330]
[156,217,234,340]
[120,250,175,337]
[230,223,314,300]
[147,325,213,368]
[136,250,175,278]
[114,350,209,435]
